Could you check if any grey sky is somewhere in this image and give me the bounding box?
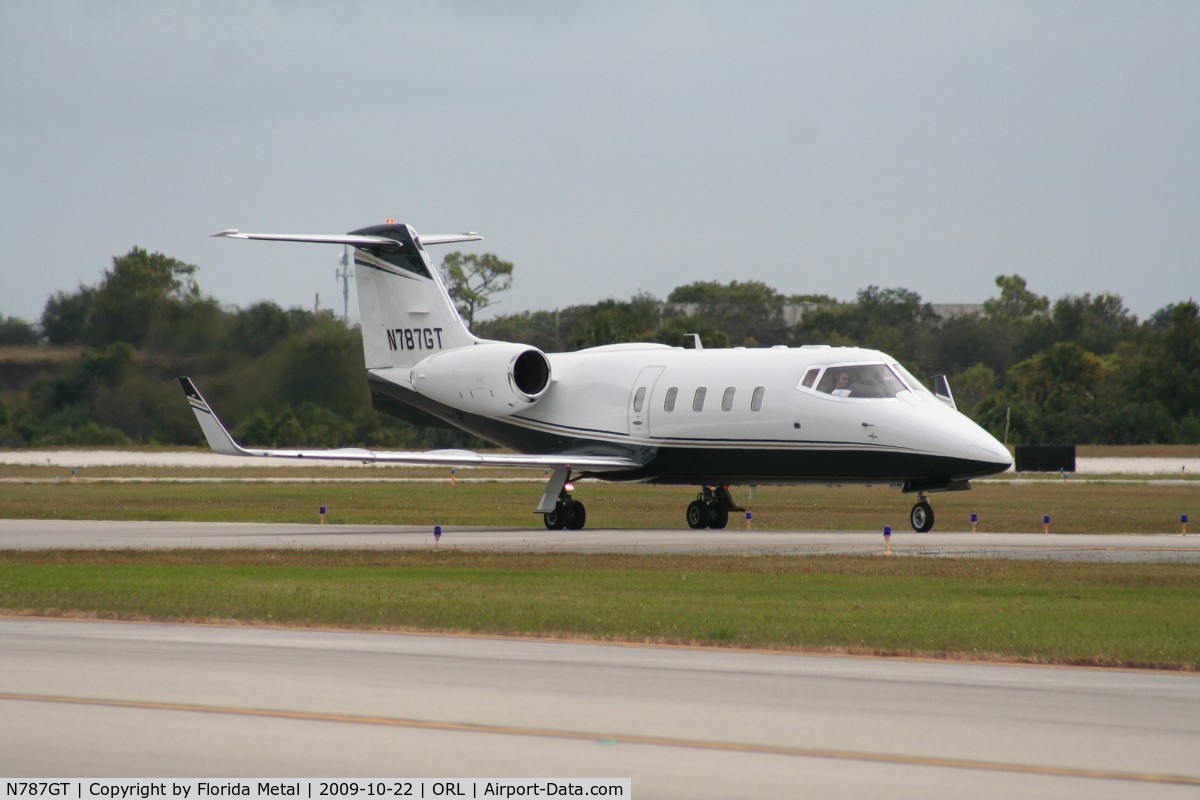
[2,1,1196,327]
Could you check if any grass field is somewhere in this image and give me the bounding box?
[0,477,1193,533]
[3,550,1198,670]
[1,456,1198,669]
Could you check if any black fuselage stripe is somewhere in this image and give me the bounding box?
[367,375,1001,484]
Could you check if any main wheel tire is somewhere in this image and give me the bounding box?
[559,501,578,530]
[708,506,729,529]
[565,500,587,530]
[910,501,935,533]
[544,506,566,530]
[686,500,709,529]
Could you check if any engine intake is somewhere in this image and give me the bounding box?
[410,343,551,416]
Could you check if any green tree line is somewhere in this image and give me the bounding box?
[0,248,1197,448]
[473,276,1200,445]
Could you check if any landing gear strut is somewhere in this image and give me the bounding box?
[685,486,742,530]
[909,494,935,533]
[538,467,587,530]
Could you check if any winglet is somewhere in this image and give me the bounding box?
[178,377,251,457]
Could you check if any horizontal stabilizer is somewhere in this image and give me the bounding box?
[179,378,641,472]
[416,233,484,246]
[212,230,483,247]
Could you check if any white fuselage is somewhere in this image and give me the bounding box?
[371,341,1011,486]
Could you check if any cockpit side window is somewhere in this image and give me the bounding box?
[891,363,934,397]
[812,364,909,399]
[800,368,819,389]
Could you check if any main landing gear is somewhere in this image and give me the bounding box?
[909,493,935,533]
[538,466,587,530]
[686,486,743,530]
[543,488,586,531]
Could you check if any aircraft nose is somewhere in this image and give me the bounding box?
[969,431,1012,471]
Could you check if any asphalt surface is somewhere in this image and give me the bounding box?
[2,518,1199,562]
[1,618,1198,798]
[4,513,1197,796]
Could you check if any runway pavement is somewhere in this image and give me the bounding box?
[1,518,1199,562]
[1,617,1198,798]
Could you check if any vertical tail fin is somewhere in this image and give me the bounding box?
[349,223,481,370]
[213,224,484,372]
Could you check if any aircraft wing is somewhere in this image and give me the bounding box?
[211,230,483,247]
[179,378,642,472]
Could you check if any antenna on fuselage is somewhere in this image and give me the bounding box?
[687,333,703,350]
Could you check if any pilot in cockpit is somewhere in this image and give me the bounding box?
[812,364,911,399]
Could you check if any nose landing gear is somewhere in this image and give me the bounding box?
[909,494,935,533]
[901,479,970,533]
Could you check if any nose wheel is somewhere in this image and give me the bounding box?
[910,496,935,532]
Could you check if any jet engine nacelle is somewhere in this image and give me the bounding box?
[410,342,552,417]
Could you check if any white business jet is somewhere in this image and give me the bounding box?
[182,222,1011,532]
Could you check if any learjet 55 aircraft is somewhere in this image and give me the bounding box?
[182,222,1011,532]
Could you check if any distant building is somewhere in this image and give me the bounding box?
[665,301,983,325]
[927,303,984,320]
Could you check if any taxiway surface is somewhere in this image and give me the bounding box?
[1,518,1199,562]
[1,618,1198,798]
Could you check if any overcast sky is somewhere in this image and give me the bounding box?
[2,1,1196,328]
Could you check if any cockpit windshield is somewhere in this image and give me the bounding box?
[890,362,934,398]
[807,363,911,399]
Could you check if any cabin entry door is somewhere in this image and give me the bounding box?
[629,366,665,436]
